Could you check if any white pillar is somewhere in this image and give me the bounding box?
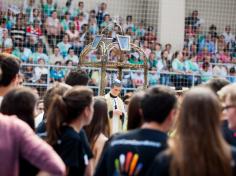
[158,0,185,52]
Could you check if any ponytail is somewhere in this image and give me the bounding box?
[47,95,68,145]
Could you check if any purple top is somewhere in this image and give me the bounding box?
[0,114,66,176]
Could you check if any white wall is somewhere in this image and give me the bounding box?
[186,0,236,34]
[158,0,185,51]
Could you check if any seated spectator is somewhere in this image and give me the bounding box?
[135,21,145,38]
[172,51,185,74]
[227,67,236,83]
[132,71,144,88]
[164,43,173,60]
[12,42,32,63]
[0,17,7,38]
[199,34,216,54]
[222,25,235,45]
[29,8,42,25]
[158,49,172,86]
[197,47,212,62]
[88,16,99,36]
[142,40,151,57]
[185,10,201,30]
[10,17,26,46]
[217,35,227,53]
[124,15,136,32]
[148,51,158,70]
[96,2,108,27]
[26,19,43,45]
[144,26,157,42]
[49,46,64,65]
[185,54,199,73]
[45,10,62,47]
[50,61,65,82]
[200,61,212,82]
[0,29,13,53]
[100,14,110,28]
[212,62,228,77]
[154,42,162,59]
[128,52,143,65]
[148,70,159,86]
[66,22,79,42]
[74,13,87,32]
[22,65,34,82]
[30,44,49,63]
[33,58,49,83]
[65,48,79,65]
[60,12,71,32]
[71,1,89,21]
[208,24,218,38]
[57,34,71,58]
[218,49,231,63]
[42,0,56,18]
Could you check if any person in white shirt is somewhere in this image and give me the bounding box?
[222,25,235,45]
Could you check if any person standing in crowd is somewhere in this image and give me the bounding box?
[0,53,20,105]
[147,87,236,176]
[36,83,71,136]
[218,84,236,131]
[0,113,66,176]
[105,79,126,134]
[47,86,94,176]
[127,91,145,130]
[1,87,40,176]
[84,97,110,167]
[95,86,177,176]
[205,78,236,147]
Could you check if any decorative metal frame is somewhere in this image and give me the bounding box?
[79,22,148,95]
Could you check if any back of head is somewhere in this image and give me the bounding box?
[84,96,110,148]
[43,82,71,113]
[141,86,177,124]
[170,87,231,176]
[0,87,38,130]
[47,86,93,145]
[127,91,145,130]
[218,83,236,106]
[65,69,89,86]
[0,53,20,87]
[205,77,230,94]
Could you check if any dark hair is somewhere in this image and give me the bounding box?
[65,69,89,86]
[43,83,71,113]
[205,78,230,95]
[47,86,93,145]
[127,91,144,130]
[0,53,21,86]
[84,97,110,149]
[141,86,177,123]
[0,87,38,130]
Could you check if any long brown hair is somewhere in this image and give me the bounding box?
[84,96,110,149]
[47,86,93,145]
[127,91,144,130]
[169,87,232,176]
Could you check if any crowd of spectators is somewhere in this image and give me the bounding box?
[0,1,236,88]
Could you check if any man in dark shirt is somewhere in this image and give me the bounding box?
[94,85,177,176]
